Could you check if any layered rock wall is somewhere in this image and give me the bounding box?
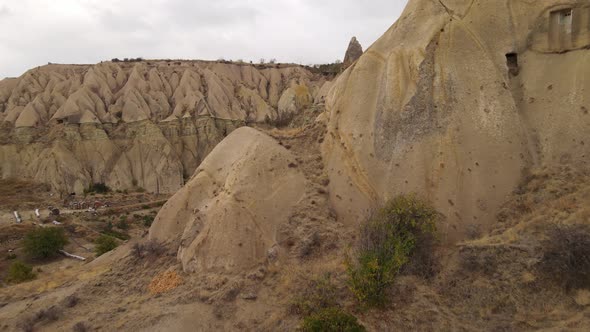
[0,61,324,193]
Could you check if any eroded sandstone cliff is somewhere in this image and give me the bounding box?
[149,0,590,281]
[0,61,325,194]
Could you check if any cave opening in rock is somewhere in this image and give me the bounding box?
[506,53,519,76]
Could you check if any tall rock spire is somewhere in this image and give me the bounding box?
[343,36,363,68]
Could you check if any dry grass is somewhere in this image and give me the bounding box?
[0,178,53,210]
[148,270,182,294]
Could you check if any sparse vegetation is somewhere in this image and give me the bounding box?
[305,62,343,76]
[116,217,129,230]
[102,222,130,240]
[63,295,80,308]
[290,275,363,331]
[400,231,440,280]
[298,232,321,258]
[141,215,155,227]
[539,224,590,291]
[346,195,438,307]
[265,112,296,128]
[290,275,339,316]
[84,182,111,194]
[0,179,52,210]
[101,229,130,240]
[19,306,61,331]
[94,234,118,256]
[131,240,165,260]
[73,322,88,332]
[23,227,68,259]
[301,307,365,332]
[6,261,36,283]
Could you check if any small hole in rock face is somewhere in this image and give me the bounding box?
[506,53,519,76]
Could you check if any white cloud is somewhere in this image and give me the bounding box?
[0,0,408,78]
[0,5,10,18]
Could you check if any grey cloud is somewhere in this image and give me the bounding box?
[0,5,11,18]
[163,0,261,28]
[97,8,152,32]
[0,0,408,79]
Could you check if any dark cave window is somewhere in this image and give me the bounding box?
[506,53,519,76]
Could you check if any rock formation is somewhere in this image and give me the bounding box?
[149,127,306,274]
[342,37,363,68]
[3,1,590,331]
[0,61,326,194]
[323,0,590,242]
[152,0,590,276]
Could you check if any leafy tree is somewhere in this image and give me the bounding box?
[23,227,68,259]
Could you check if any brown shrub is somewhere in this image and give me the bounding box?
[72,322,88,332]
[18,306,61,331]
[401,233,440,280]
[289,274,340,316]
[63,295,79,308]
[538,224,590,291]
[132,240,165,260]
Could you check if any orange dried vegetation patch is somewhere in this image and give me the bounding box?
[148,270,182,294]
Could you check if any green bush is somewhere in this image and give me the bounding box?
[84,183,111,194]
[95,235,118,256]
[7,261,36,283]
[102,222,129,240]
[101,228,130,240]
[346,195,438,307]
[116,218,129,230]
[142,215,155,227]
[290,275,339,316]
[301,308,365,332]
[23,227,68,259]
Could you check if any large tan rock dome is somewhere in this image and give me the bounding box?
[149,127,306,273]
[322,0,590,241]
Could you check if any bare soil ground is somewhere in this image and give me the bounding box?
[0,184,170,297]
[0,179,57,211]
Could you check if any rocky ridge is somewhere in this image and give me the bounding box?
[0,61,327,194]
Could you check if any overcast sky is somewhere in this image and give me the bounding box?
[0,0,407,79]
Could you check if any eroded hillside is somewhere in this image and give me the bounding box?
[2,0,590,331]
[0,61,328,194]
